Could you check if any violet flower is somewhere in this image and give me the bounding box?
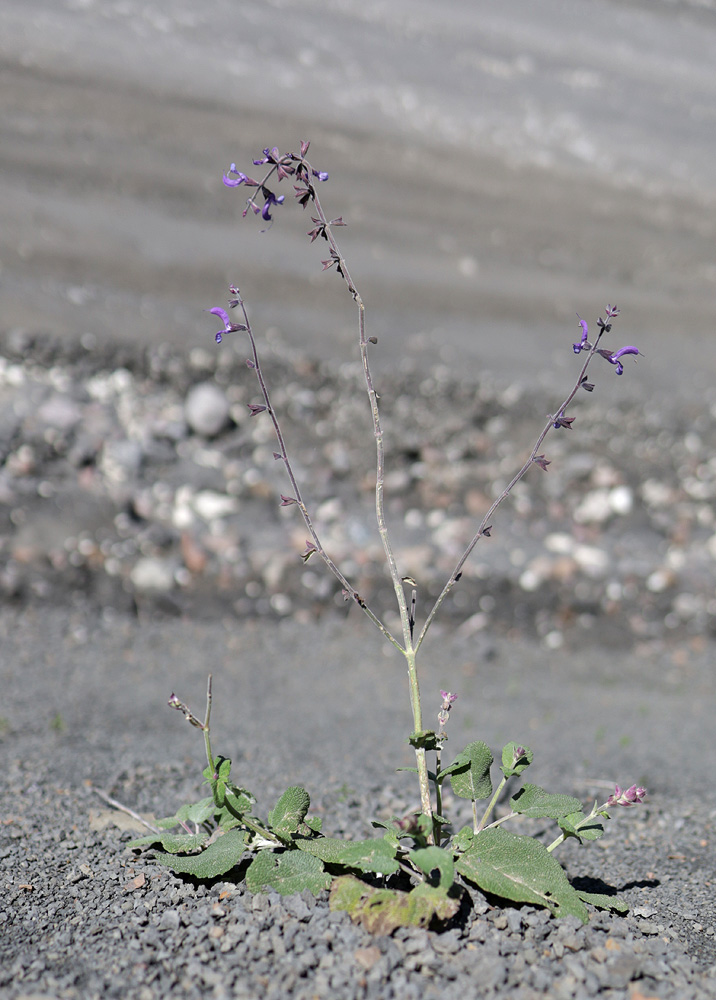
[573,315,591,354]
[607,346,640,375]
[208,306,232,344]
[222,164,259,188]
[261,190,285,221]
[606,784,647,807]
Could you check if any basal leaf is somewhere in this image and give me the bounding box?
[500,742,533,778]
[449,741,494,801]
[409,846,454,889]
[455,827,589,922]
[245,849,331,896]
[268,786,311,837]
[296,836,399,875]
[510,784,583,820]
[576,889,628,914]
[329,875,460,933]
[152,828,247,878]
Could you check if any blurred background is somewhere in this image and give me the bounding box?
[1,0,716,645]
[2,0,716,384]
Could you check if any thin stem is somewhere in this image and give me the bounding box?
[477,775,508,833]
[203,674,214,773]
[234,290,403,654]
[415,333,605,653]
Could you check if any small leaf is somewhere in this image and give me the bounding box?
[268,786,311,838]
[500,742,533,778]
[152,828,248,878]
[409,847,454,889]
[576,889,628,914]
[175,798,215,826]
[296,837,399,875]
[245,850,331,896]
[449,742,494,801]
[456,827,588,922]
[408,730,439,751]
[452,826,474,852]
[558,811,605,843]
[510,784,583,820]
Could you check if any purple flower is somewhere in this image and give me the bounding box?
[573,315,591,354]
[607,346,640,375]
[222,164,259,188]
[312,169,329,182]
[261,190,285,221]
[208,306,232,344]
[607,783,647,807]
[553,411,575,430]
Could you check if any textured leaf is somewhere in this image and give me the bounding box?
[455,827,589,922]
[129,830,208,853]
[245,849,331,896]
[268,786,311,837]
[558,811,605,842]
[510,784,583,820]
[329,875,460,933]
[500,742,533,778]
[409,847,454,889]
[152,828,247,878]
[449,742,494,801]
[175,798,215,826]
[452,826,474,852]
[296,837,399,875]
[576,889,628,914]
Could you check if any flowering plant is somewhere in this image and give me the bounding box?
[121,143,645,932]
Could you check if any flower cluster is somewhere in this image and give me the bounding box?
[222,143,328,223]
[606,783,647,807]
[572,306,641,376]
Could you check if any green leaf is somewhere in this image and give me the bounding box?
[268,786,311,838]
[449,741,494,801]
[175,798,215,826]
[452,826,474,852]
[558,811,605,843]
[152,828,248,878]
[245,849,331,896]
[409,847,454,889]
[500,742,533,778]
[576,889,628,914]
[329,875,461,933]
[455,827,589,922]
[510,784,583,820]
[408,730,439,751]
[296,836,399,875]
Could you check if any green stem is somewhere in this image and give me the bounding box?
[202,674,214,773]
[476,775,507,833]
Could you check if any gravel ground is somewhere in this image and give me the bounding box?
[3,333,716,999]
[1,330,715,652]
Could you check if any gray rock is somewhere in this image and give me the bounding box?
[184,382,230,437]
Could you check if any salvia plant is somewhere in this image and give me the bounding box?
[122,141,646,933]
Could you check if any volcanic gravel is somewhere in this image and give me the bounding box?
[4,331,716,999]
[1,329,715,650]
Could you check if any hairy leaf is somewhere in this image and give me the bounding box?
[449,741,494,801]
[558,811,605,843]
[409,846,454,889]
[329,875,460,933]
[296,836,399,875]
[452,826,474,852]
[268,786,311,838]
[245,849,331,896]
[152,828,248,878]
[500,742,533,778]
[175,798,215,826]
[510,784,583,820]
[576,889,628,914]
[128,830,208,852]
[455,827,589,922]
